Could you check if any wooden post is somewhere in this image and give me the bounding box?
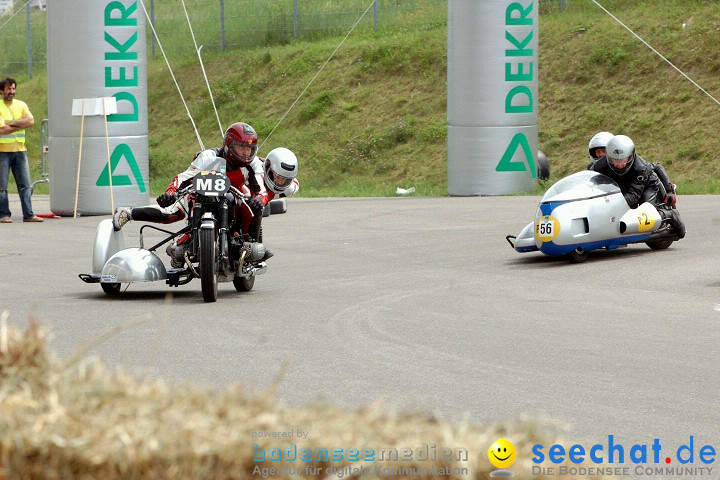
[103,97,115,216]
[73,98,85,219]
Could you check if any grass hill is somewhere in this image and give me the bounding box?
[19,0,720,196]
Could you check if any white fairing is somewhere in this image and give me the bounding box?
[192,153,226,172]
[536,171,662,248]
[512,171,664,256]
[619,202,663,235]
[513,221,537,251]
[92,219,127,274]
[540,170,620,203]
[101,248,168,283]
[539,193,630,247]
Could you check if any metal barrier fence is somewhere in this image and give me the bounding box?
[147,0,446,58]
[0,0,446,78]
[0,0,582,77]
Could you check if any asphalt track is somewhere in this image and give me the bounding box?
[2,194,719,465]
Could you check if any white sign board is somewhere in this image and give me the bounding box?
[71,97,118,116]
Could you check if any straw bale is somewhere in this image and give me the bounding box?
[0,316,606,480]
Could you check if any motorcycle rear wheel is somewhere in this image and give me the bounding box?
[200,227,218,302]
[233,275,255,292]
[646,239,674,250]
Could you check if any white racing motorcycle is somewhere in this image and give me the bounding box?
[506,170,682,262]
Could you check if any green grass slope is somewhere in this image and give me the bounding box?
[20,0,720,196]
[539,0,720,193]
[145,26,447,197]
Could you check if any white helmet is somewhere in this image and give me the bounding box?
[588,131,613,160]
[606,135,636,176]
[264,147,298,194]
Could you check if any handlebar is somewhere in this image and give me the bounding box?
[175,182,250,201]
[175,183,254,217]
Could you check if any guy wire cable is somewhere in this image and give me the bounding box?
[592,0,720,107]
[138,0,205,150]
[259,0,376,151]
[181,0,224,139]
[0,0,30,32]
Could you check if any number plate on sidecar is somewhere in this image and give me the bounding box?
[535,215,560,242]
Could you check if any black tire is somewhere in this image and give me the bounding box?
[570,247,589,263]
[233,275,255,292]
[646,239,674,250]
[199,227,218,302]
[270,198,287,214]
[262,204,271,217]
[101,282,121,295]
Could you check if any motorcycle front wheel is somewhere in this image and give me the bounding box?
[199,227,218,302]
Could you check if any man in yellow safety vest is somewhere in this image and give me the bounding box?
[0,76,42,223]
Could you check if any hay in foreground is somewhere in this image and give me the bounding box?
[0,315,604,480]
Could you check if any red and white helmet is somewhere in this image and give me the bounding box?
[223,122,258,168]
[264,147,298,194]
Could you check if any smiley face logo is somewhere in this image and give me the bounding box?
[488,438,516,469]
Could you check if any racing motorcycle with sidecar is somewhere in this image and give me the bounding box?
[79,157,268,302]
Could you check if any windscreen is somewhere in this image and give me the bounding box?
[541,170,620,203]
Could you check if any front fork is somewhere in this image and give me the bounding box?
[190,200,229,262]
[190,201,203,259]
[218,202,229,262]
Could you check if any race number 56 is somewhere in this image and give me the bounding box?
[535,215,560,242]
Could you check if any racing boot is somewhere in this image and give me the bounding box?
[262,249,274,261]
[166,241,185,268]
[166,233,191,268]
[662,208,686,239]
[113,207,132,231]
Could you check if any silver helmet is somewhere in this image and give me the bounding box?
[264,147,298,194]
[588,131,614,160]
[606,135,635,176]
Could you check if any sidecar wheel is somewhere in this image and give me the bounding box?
[101,282,121,295]
[200,227,218,303]
[570,247,589,263]
[646,239,674,250]
[233,275,255,292]
[270,198,287,214]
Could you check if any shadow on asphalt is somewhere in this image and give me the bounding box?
[504,244,677,268]
[71,289,242,304]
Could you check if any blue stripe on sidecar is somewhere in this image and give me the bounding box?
[539,234,652,257]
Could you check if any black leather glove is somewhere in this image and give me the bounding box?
[156,192,176,207]
[247,196,263,212]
